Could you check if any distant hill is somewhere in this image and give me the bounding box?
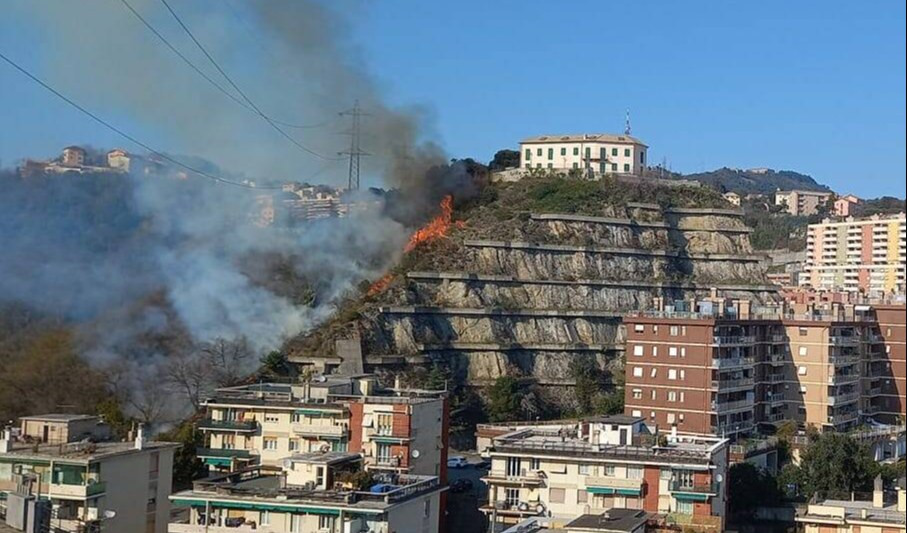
[679,167,831,195]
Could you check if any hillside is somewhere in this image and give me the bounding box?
[681,167,831,195]
[285,174,776,417]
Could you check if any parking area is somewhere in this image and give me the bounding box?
[445,453,489,533]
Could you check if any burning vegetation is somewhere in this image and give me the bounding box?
[404,195,464,252]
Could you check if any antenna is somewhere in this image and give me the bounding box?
[624,109,632,136]
[338,100,370,190]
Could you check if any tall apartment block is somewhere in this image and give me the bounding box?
[0,415,178,533]
[480,416,729,532]
[774,189,833,216]
[197,375,449,481]
[623,298,906,437]
[803,213,906,295]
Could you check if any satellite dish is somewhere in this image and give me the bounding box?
[102,510,117,520]
[313,374,327,383]
[716,473,724,483]
[411,449,421,459]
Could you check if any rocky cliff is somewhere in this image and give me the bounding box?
[286,176,777,407]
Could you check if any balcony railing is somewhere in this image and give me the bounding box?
[196,447,254,459]
[828,391,860,406]
[828,374,860,386]
[828,355,860,366]
[484,470,545,485]
[828,411,859,425]
[830,336,861,346]
[670,479,719,495]
[713,336,755,346]
[767,413,785,422]
[291,423,348,438]
[711,398,754,413]
[711,356,755,370]
[49,481,106,499]
[711,420,755,435]
[765,394,785,405]
[198,419,258,433]
[712,377,755,391]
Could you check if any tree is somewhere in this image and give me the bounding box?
[260,350,289,376]
[570,356,604,415]
[487,376,524,422]
[156,420,204,490]
[797,433,878,497]
[488,149,520,171]
[166,351,211,412]
[202,336,255,387]
[727,463,783,518]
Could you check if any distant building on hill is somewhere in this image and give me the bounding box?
[519,133,648,176]
[106,148,130,172]
[774,189,833,216]
[61,146,86,167]
[834,194,861,217]
[723,192,741,206]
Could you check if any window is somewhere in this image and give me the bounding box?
[550,488,566,503]
[640,152,645,164]
[603,465,616,476]
[525,163,531,169]
[377,413,393,435]
[669,347,678,357]
[585,147,591,158]
[611,163,618,171]
[537,148,543,156]
[577,489,588,503]
[680,392,685,402]
[680,369,686,380]
[624,163,630,172]
[547,163,553,169]
[290,514,302,533]
[670,326,679,336]
[423,500,431,519]
[536,163,542,168]
[529,458,540,470]
[600,147,606,160]
[650,368,658,378]
[633,345,644,356]
[505,488,520,507]
[668,391,677,402]
[634,324,644,333]
[318,515,335,530]
[573,147,579,155]
[799,327,808,336]
[668,369,678,380]
[506,457,522,477]
[560,147,567,156]
[263,438,278,451]
[798,366,807,376]
[631,410,642,417]
[633,367,643,378]
[667,413,676,424]
[624,148,631,157]
[800,385,807,393]
[632,389,643,400]
[288,439,299,452]
[579,464,591,475]
[260,510,270,526]
[627,466,643,480]
[799,346,808,356]
[547,148,554,160]
[652,346,658,357]
[660,468,672,480]
[676,500,694,514]
[525,148,531,160]
[611,147,618,156]
[377,443,393,464]
[572,162,579,169]
[679,413,685,422]
[291,413,304,423]
[681,347,687,357]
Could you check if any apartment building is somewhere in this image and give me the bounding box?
[774,189,833,216]
[0,420,177,533]
[197,375,449,482]
[803,213,906,295]
[168,452,444,533]
[519,134,648,175]
[796,476,906,533]
[833,194,861,217]
[623,298,899,437]
[481,416,728,532]
[867,305,907,423]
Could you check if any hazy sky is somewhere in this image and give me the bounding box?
[2,0,905,197]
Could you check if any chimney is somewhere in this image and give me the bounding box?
[393,375,402,391]
[134,424,146,450]
[0,427,12,453]
[872,474,884,508]
[738,300,752,320]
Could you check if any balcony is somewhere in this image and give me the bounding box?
[483,469,545,487]
[713,336,755,346]
[828,390,860,406]
[711,397,754,413]
[767,373,786,383]
[585,476,645,496]
[198,419,258,433]
[828,354,860,366]
[765,393,785,406]
[828,411,859,426]
[765,353,786,364]
[169,525,280,533]
[669,479,719,501]
[711,356,755,370]
[291,422,348,439]
[830,336,861,347]
[828,374,860,386]
[712,377,755,392]
[49,480,106,499]
[767,413,785,423]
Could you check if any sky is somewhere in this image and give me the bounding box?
[1,0,905,197]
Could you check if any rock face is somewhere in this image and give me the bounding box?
[289,205,777,401]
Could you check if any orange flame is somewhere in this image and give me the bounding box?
[367,273,394,297]
[404,195,463,253]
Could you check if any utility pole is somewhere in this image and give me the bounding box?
[338,101,370,190]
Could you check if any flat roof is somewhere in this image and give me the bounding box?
[565,509,651,532]
[18,413,99,422]
[520,134,647,147]
[285,451,360,465]
[1,440,179,463]
[589,415,645,426]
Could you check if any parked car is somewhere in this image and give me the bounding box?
[447,455,469,468]
[475,458,491,470]
[449,478,474,493]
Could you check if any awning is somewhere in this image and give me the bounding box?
[172,499,341,516]
[586,487,642,496]
[672,492,710,502]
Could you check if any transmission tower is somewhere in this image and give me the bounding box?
[339,101,370,190]
[625,108,632,136]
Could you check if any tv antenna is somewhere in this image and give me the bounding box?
[338,100,370,190]
[624,109,632,136]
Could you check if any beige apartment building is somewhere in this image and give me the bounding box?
[197,376,449,481]
[775,189,833,216]
[519,134,648,175]
[623,298,903,437]
[169,452,444,533]
[803,213,906,295]
[480,416,728,533]
[796,476,906,533]
[1,418,177,533]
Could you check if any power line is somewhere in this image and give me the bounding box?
[0,49,285,190]
[157,0,341,161]
[338,101,370,190]
[118,0,331,131]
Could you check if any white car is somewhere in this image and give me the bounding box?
[447,456,469,469]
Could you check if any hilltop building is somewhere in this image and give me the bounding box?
[833,194,861,217]
[106,149,130,172]
[622,297,906,436]
[518,134,648,176]
[774,189,833,216]
[802,213,906,295]
[0,416,178,533]
[479,416,728,532]
[722,192,741,206]
[60,146,86,167]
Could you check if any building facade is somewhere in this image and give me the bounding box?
[774,190,833,216]
[623,299,905,436]
[519,134,648,176]
[0,423,177,533]
[803,213,906,295]
[833,194,861,217]
[197,376,449,481]
[480,416,728,532]
[796,477,906,533]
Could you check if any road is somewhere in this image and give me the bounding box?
[445,453,490,533]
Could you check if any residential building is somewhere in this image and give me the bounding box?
[519,134,648,176]
[168,452,444,533]
[197,375,449,481]
[480,415,728,533]
[0,422,177,533]
[61,146,86,167]
[17,414,111,445]
[722,192,741,207]
[774,190,833,216]
[501,509,653,533]
[623,297,900,436]
[803,213,906,295]
[833,194,861,217]
[106,148,130,172]
[795,476,906,533]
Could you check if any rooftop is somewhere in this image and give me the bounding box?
[284,451,360,466]
[207,380,444,408]
[588,415,645,426]
[565,509,652,532]
[1,440,179,463]
[18,413,99,422]
[520,133,647,147]
[799,498,906,526]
